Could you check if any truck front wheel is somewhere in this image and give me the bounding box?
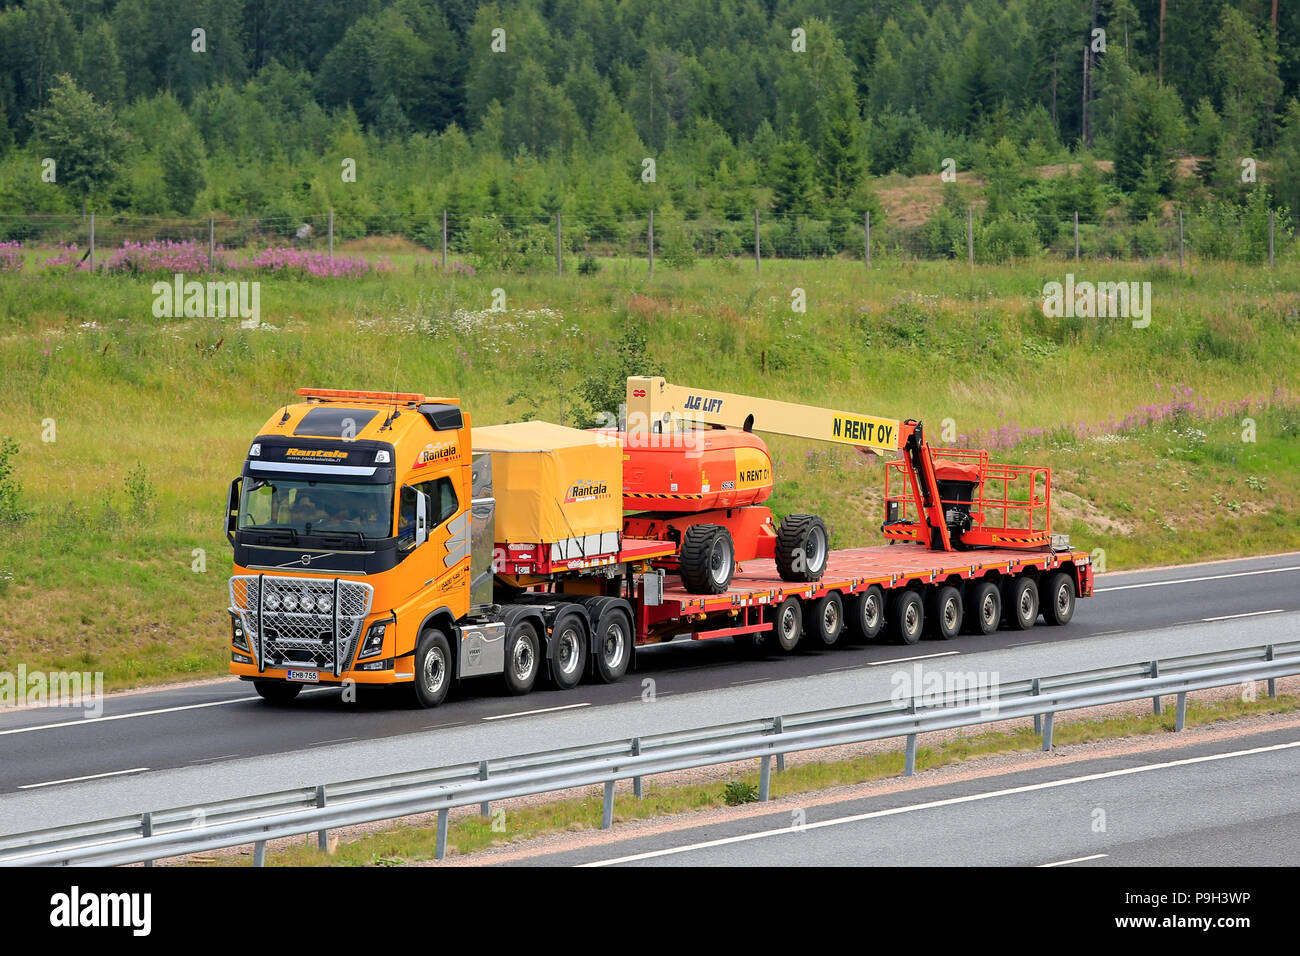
[411,628,452,708]
[254,680,302,704]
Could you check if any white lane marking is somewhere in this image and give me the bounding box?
[482,703,591,721]
[306,737,357,747]
[1039,853,1108,867]
[188,753,241,764]
[1200,609,1284,622]
[20,767,150,789]
[730,678,770,685]
[0,686,335,737]
[581,739,1300,866]
[1097,566,1300,592]
[867,652,960,667]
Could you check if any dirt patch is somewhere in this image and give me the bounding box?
[1051,488,1135,536]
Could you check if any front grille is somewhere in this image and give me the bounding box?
[229,575,374,676]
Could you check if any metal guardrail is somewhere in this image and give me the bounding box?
[2,640,1297,867]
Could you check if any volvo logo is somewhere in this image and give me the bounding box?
[300,554,312,565]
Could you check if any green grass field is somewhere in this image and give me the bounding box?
[2,254,1299,688]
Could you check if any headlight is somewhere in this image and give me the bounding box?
[316,595,333,613]
[264,592,281,611]
[359,618,391,658]
[281,593,298,612]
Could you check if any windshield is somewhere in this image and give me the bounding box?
[238,478,393,539]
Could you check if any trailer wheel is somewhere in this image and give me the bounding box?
[926,586,963,640]
[767,596,803,652]
[680,524,736,594]
[1003,576,1039,631]
[808,591,845,647]
[503,620,541,695]
[254,680,302,704]
[888,589,924,645]
[849,585,886,642]
[775,515,829,582]
[410,627,452,708]
[1039,572,1076,626]
[964,581,1001,635]
[592,606,633,683]
[549,609,588,690]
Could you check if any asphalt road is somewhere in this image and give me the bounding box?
[511,724,1300,867]
[0,552,1296,834]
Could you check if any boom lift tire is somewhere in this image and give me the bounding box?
[775,514,829,582]
[254,680,302,704]
[767,596,803,652]
[926,585,963,640]
[888,588,924,645]
[548,608,589,690]
[963,580,1002,635]
[679,524,736,594]
[410,627,452,708]
[808,590,845,647]
[1003,576,1039,631]
[1039,572,1076,626]
[503,619,541,695]
[849,585,886,642]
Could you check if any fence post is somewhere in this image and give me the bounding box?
[601,780,615,829]
[478,760,490,817]
[315,785,328,853]
[754,208,761,273]
[966,206,973,264]
[864,210,871,268]
[209,217,216,272]
[141,812,153,868]
[89,213,95,272]
[555,212,562,275]
[1269,208,1275,267]
[1073,211,1080,259]
[441,209,447,269]
[631,738,643,799]
[648,209,654,275]
[1177,208,1184,268]
[328,209,334,258]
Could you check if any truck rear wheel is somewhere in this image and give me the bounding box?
[504,620,541,695]
[679,524,735,594]
[926,586,963,640]
[849,585,886,642]
[888,589,924,645]
[808,591,845,647]
[549,609,588,690]
[254,680,302,704]
[592,606,632,683]
[964,580,1001,635]
[1003,576,1039,631]
[410,627,453,708]
[775,515,829,582]
[1039,572,1076,626]
[767,596,803,652]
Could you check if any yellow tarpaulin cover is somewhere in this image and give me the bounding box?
[472,421,623,544]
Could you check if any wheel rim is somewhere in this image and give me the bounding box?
[512,635,535,681]
[422,646,445,695]
[1056,584,1071,615]
[556,626,581,676]
[1019,588,1034,619]
[904,602,919,635]
[805,526,827,572]
[864,594,880,629]
[943,598,959,631]
[981,593,997,627]
[709,538,733,584]
[602,622,626,670]
[823,601,839,637]
[781,606,798,643]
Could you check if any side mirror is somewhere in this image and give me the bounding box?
[414,488,429,548]
[226,478,241,545]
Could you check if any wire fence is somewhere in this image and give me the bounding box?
[0,204,1294,273]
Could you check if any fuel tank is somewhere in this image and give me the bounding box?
[596,428,774,513]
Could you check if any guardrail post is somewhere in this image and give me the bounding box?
[435,808,449,861]
[141,812,153,868]
[1032,679,1041,735]
[1150,661,1161,715]
[631,738,643,799]
[1175,691,1187,731]
[759,754,771,801]
[774,716,786,772]
[479,760,491,817]
[253,839,266,867]
[904,734,917,776]
[1042,711,1055,751]
[315,786,328,852]
[1267,646,1277,699]
[601,780,615,829]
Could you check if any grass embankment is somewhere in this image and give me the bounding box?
[246,690,1300,866]
[1,257,1298,686]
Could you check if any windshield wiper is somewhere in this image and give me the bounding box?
[313,530,367,548]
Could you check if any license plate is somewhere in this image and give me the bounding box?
[285,670,319,683]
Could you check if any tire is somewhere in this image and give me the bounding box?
[808,591,845,647]
[775,514,829,583]
[733,633,766,657]
[410,627,453,708]
[1003,576,1039,631]
[887,589,924,645]
[926,585,963,640]
[849,585,886,642]
[964,580,1001,635]
[592,605,633,683]
[503,619,541,695]
[1039,572,1076,626]
[253,680,301,704]
[548,609,588,690]
[767,596,803,652]
[679,524,735,594]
